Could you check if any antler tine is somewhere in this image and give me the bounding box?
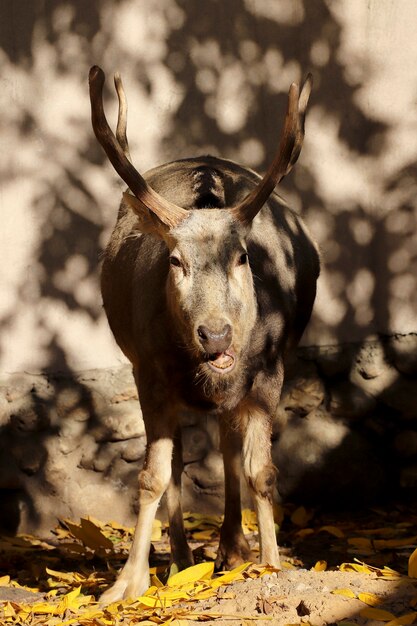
[231,74,313,226]
[89,65,188,228]
[285,72,313,174]
[114,72,131,161]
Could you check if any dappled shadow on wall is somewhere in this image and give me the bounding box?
[1,0,416,380]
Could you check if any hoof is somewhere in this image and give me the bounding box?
[215,535,253,571]
[99,573,150,605]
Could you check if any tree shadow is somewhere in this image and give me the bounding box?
[0,0,416,551]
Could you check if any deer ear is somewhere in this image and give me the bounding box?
[122,192,169,238]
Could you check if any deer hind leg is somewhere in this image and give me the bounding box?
[165,427,194,570]
[241,407,280,567]
[216,418,252,570]
[100,425,174,604]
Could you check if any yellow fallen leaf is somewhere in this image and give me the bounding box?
[64,518,113,551]
[211,562,251,587]
[151,574,164,588]
[375,537,417,550]
[108,519,133,531]
[45,568,78,583]
[291,506,313,527]
[379,566,402,579]
[319,525,345,538]
[312,560,327,572]
[2,603,16,618]
[25,601,58,615]
[86,515,105,528]
[57,587,94,613]
[258,564,280,577]
[409,548,417,578]
[151,519,162,541]
[348,538,373,551]
[242,509,258,534]
[184,512,222,525]
[360,607,396,621]
[386,613,417,626]
[0,575,10,586]
[191,588,216,600]
[339,562,373,574]
[358,592,382,606]
[168,561,214,586]
[137,595,172,608]
[356,527,396,536]
[332,588,356,599]
[56,585,82,612]
[294,528,315,539]
[184,518,205,530]
[192,529,217,540]
[143,585,159,597]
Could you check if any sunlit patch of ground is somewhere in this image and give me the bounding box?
[0,504,416,625]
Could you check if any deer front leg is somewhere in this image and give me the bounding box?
[165,427,194,571]
[216,418,252,570]
[241,406,280,567]
[100,432,174,604]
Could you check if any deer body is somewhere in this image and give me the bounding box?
[89,68,319,603]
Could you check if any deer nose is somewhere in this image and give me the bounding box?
[197,323,232,354]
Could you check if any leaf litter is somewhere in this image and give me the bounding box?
[0,504,416,625]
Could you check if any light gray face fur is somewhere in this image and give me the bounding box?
[165,209,257,379]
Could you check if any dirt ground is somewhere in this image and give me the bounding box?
[185,568,417,625]
[0,503,416,625]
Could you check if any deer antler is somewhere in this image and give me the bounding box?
[114,72,131,161]
[231,74,313,225]
[89,65,188,229]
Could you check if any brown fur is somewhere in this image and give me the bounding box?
[99,156,319,602]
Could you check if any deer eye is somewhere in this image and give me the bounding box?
[237,252,248,266]
[169,256,182,267]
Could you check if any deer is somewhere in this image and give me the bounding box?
[88,65,320,603]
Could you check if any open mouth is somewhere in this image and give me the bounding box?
[206,350,236,374]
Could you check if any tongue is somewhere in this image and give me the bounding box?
[209,352,234,369]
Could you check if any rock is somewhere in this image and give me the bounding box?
[0,586,44,604]
[205,415,220,450]
[107,457,140,489]
[3,374,33,402]
[184,450,224,492]
[0,451,22,489]
[400,464,417,490]
[120,436,146,462]
[394,431,417,458]
[182,426,210,464]
[280,372,325,418]
[385,333,417,376]
[11,441,47,475]
[273,408,385,503]
[110,387,138,403]
[9,400,49,433]
[1,343,415,535]
[56,386,106,421]
[379,378,417,419]
[313,344,356,378]
[328,380,377,419]
[92,443,120,472]
[350,342,398,396]
[92,400,144,441]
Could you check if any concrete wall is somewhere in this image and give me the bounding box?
[1,0,416,376]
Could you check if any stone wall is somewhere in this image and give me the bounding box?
[1,334,416,536]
